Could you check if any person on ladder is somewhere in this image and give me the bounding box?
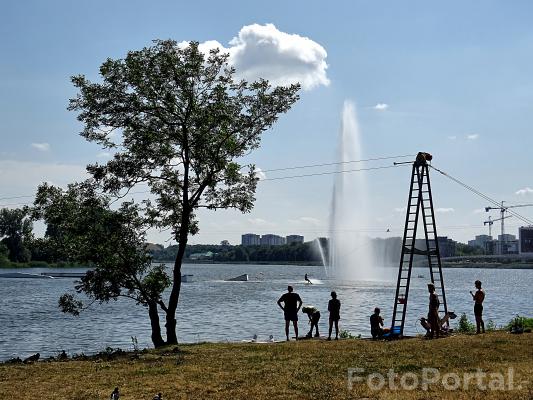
[427,283,440,339]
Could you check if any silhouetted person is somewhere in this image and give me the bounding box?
[302,305,321,337]
[110,387,120,400]
[427,283,440,339]
[470,280,485,334]
[277,285,302,341]
[328,291,341,340]
[370,307,384,339]
[304,273,313,284]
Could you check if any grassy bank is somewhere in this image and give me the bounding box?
[1,332,531,400]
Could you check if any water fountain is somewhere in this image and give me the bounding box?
[328,101,382,280]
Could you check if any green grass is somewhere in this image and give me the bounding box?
[0,331,531,399]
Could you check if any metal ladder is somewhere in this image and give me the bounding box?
[390,152,448,337]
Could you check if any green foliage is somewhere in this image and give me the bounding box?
[68,40,300,241]
[457,313,476,333]
[455,242,485,256]
[0,208,33,262]
[339,330,360,339]
[506,315,533,331]
[32,183,170,319]
[150,243,322,263]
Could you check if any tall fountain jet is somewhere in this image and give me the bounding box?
[328,101,380,280]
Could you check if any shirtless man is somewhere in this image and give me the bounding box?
[277,286,303,341]
[470,280,485,334]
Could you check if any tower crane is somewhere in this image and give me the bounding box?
[484,202,533,238]
[483,215,512,237]
[485,202,533,254]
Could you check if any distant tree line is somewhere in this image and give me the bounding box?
[150,242,324,264]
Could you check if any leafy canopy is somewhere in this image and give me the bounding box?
[69,40,300,240]
[32,183,170,315]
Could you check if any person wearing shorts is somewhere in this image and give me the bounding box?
[277,286,302,341]
[470,280,485,334]
[302,305,321,338]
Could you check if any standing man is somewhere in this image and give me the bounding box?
[470,280,485,334]
[370,307,384,339]
[328,291,341,340]
[427,283,440,339]
[277,285,302,341]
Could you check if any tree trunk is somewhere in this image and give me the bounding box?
[148,301,165,347]
[165,212,190,345]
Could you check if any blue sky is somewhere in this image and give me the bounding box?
[1,1,533,245]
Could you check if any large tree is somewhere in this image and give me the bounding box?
[0,208,33,263]
[67,40,300,345]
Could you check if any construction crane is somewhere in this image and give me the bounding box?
[485,202,533,239]
[483,215,512,237]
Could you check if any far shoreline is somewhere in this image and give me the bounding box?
[2,260,533,269]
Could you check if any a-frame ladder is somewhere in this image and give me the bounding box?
[390,152,448,337]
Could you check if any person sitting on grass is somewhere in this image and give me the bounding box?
[302,305,321,338]
[328,291,341,340]
[370,307,385,339]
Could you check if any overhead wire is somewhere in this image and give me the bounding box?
[0,154,413,206]
[260,154,415,173]
[429,165,533,226]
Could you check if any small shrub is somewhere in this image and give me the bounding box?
[486,319,497,332]
[457,313,476,333]
[506,315,533,332]
[339,330,360,339]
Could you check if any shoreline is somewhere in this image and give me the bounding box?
[3,260,533,269]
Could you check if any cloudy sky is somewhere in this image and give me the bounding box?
[2,1,533,245]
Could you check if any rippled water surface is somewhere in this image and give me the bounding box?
[0,264,531,360]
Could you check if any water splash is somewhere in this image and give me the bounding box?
[313,237,328,274]
[328,101,381,280]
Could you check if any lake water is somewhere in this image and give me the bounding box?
[0,264,531,361]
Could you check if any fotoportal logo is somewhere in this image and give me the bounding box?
[347,367,527,391]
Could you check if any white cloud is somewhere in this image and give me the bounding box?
[288,216,321,226]
[97,152,111,158]
[247,217,276,227]
[374,103,389,111]
[448,135,457,140]
[466,134,479,140]
[181,23,329,90]
[436,207,455,213]
[516,187,533,195]
[31,142,50,152]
